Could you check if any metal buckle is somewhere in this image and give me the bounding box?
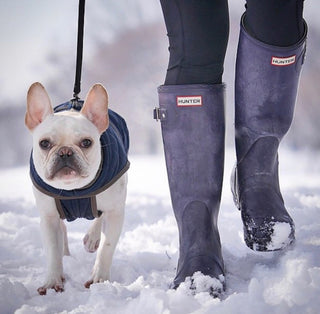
[153,107,167,121]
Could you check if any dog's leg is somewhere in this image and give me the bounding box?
[84,207,124,288]
[34,189,65,295]
[84,174,127,288]
[83,215,102,253]
[37,215,65,295]
[61,220,70,256]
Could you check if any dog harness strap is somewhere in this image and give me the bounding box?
[55,199,66,220]
[90,196,100,219]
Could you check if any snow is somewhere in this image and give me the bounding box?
[1,148,320,313]
[266,222,292,251]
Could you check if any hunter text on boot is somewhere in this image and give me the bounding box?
[177,96,203,107]
[271,55,296,66]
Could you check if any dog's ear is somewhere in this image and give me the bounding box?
[81,84,109,134]
[26,82,53,131]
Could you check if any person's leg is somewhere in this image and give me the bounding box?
[245,0,305,46]
[156,0,229,293]
[160,0,229,85]
[232,0,307,251]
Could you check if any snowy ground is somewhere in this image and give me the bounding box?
[1,148,320,314]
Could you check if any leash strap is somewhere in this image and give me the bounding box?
[73,0,86,100]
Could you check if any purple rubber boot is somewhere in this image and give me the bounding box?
[232,16,307,251]
[155,84,225,294]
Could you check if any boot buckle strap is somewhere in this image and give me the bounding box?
[153,107,167,121]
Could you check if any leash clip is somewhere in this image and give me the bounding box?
[70,97,83,111]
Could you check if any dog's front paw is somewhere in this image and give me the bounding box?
[38,276,65,295]
[83,230,101,253]
[84,266,110,288]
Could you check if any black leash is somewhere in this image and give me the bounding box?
[72,0,86,102]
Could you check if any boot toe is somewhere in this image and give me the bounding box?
[242,214,295,251]
[172,255,225,295]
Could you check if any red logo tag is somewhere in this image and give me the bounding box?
[271,55,296,66]
[176,96,202,107]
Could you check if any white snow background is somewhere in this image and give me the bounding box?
[1,0,320,313]
[1,148,320,314]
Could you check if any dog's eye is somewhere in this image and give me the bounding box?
[39,139,51,150]
[80,139,92,149]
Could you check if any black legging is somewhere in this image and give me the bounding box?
[160,0,305,85]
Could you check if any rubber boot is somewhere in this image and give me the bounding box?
[232,15,307,251]
[155,84,225,293]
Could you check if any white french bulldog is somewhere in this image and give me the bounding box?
[25,82,128,295]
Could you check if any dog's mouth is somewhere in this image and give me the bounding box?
[48,159,83,182]
[53,166,79,180]
[44,151,92,187]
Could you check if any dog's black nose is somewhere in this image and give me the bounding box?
[58,147,74,158]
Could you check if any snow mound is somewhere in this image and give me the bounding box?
[0,278,30,314]
[177,271,224,297]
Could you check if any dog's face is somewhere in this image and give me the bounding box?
[25,83,109,190]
